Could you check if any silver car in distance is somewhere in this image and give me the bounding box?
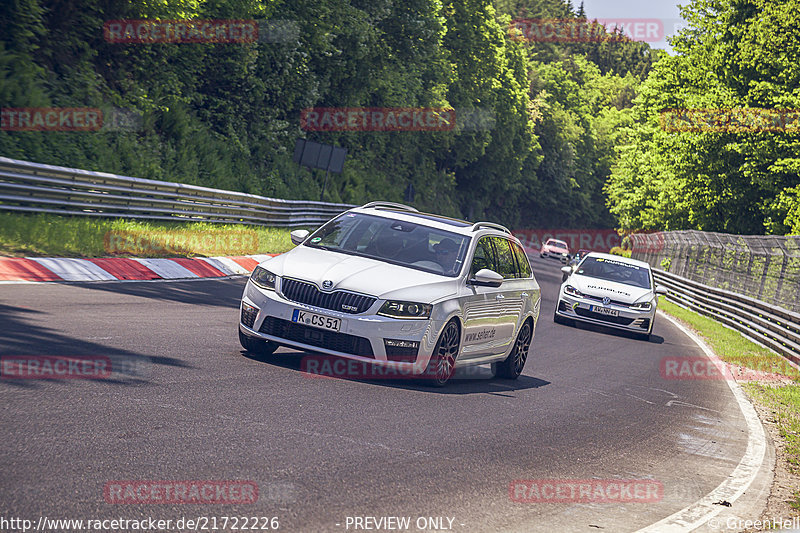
[239,202,541,386]
[554,252,667,340]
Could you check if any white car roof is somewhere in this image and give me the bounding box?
[583,251,651,269]
[348,205,520,243]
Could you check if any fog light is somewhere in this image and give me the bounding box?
[384,339,420,362]
[241,302,259,329]
[384,339,420,349]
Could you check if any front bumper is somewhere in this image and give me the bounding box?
[555,292,654,333]
[239,280,442,373]
[540,249,568,259]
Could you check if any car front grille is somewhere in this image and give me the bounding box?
[583,294,630,307]
[241,306,257,329]
[575,308,634,326]
[259,316,374,358]
[281,278,375,314]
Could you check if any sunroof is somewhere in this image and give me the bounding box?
[382,209,472,227]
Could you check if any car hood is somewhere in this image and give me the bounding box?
[568,274,652,304]
[258,246,458,301]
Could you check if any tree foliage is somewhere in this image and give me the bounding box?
[605,0,800,235]
[1,0,656,228]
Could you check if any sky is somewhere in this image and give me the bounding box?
[579,0,689,51]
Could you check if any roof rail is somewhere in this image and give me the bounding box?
[471,221,511,234]
[360,201,419,213]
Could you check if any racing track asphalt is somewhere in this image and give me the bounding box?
[0,256,761,532]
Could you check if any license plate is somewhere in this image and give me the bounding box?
[589,305,619,317]
[291,309,341,332]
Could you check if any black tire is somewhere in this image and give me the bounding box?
[496,320,532,379]
[239,329,278,355]
[422,320,460,387]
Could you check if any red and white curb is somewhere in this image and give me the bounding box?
[0,254,278,283]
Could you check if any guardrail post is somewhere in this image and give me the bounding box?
[757,254,771,301]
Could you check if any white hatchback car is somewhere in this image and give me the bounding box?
[554,252,666,340]
[239,202,541,385]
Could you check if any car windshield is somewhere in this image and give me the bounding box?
[576,257,651,289]
[548,239,567,248]
[304,211,470,277]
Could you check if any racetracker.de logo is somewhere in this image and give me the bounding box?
[104,480,258,504]
[1,108,102,132]
[626,231,665,253]
[104,20,257,43]
[510,479,662,503]
[302,356,418,380]
[1,355,112,379]
[300,355,496,381]
[300,107,456,132]
[661,357,728,380]
[660,108,800,133]
[509,18,664,43]
[103,229,259,256]
[512,229,621,252]
[659,356,799,380]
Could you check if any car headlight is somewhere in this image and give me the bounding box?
[250,266,277,291]
[564,285,583,297]
[630,301,652,311]
[378,301,432,319]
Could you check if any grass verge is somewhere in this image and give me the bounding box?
[659,298,800,513]
[0,212,296,257]
[660,299,800,379]
[745,383,800,511]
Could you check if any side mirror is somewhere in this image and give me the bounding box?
[561,266,572,282]
[655,285,668,295]
[469,268,503,288]
[290,229,310,246]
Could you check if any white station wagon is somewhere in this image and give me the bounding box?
[239,202,541,386]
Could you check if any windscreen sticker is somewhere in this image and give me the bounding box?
[464,328,497,343]
[595,258,640,269]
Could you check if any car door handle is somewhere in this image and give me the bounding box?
[495,294,505,300]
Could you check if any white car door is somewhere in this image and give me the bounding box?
[460,236,514,359]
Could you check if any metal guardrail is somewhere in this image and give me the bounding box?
[0,156,354,227]
[630,230,800,313]
[654,268,800,365]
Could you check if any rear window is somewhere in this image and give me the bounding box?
[511,241,532,278]
[491,237,518,279]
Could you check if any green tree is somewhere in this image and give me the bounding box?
[606,0,800,234]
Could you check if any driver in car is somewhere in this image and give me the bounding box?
[434,238,459,275]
